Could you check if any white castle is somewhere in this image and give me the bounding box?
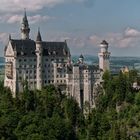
[4,11,110,108]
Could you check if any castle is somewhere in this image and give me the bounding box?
[4,11,110,108]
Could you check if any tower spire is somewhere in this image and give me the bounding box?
[36,27,42,42]
[21,9,30,40]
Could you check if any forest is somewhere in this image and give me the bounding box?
[0,70,140,140]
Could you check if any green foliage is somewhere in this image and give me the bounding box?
[135,92,140,105]
[0,84,81,140]
[1,69,140,140]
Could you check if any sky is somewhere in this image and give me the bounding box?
[1,0,140,56]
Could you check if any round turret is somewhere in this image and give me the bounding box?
[100,40,108,53]
[98,40,110,71]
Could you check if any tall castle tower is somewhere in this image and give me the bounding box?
[98,40,110,71]
[21,9,30,40]
[36,29,43,90]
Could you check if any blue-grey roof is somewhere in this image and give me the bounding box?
[7,39,70,57]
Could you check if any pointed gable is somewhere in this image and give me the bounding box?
[5,41,14,57]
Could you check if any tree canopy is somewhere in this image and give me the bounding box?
[1,70,140,139]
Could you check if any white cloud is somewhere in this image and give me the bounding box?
[0,0,90,13]
[0,0,64,12]
[89,28,140,48]
[0,14,52,24]
[124,27,140,37]
[7,15,21,24]
[44,28,140,51]
[28,15,53,24]
[1,27,140,56]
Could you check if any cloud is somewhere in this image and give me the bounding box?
[0,0,64,12]
[7,15,22,24]
[0,14,52,24]
[0,0,92,13]
[89,27,140,48]
[44,28,140,50]
[47,27,140,54]
[124,27,140,37]
[28,15,54,24]
[1,27,140,56]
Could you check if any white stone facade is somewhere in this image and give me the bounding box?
[4,12,110,109]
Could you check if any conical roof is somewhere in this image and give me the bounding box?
[36,28,42,42]
[79,54,84,59]
[100,40,108,45]
[22,9,28,25]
